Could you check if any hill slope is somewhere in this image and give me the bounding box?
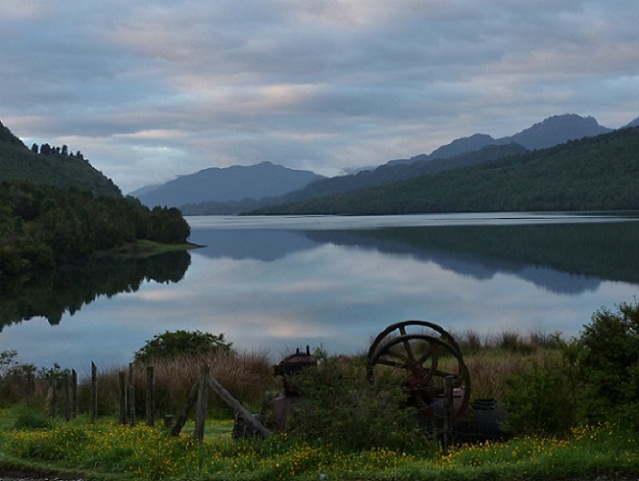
[283,143,528,202]
[284,114,610,203]
[505,114,611,150]
[250,127,639,215]
[134,161,325,208]
[0,120,121,198]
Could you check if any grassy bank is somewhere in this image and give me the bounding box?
[108,239,201,258]
[0,407,637,481]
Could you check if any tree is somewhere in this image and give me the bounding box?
[133,330,234,364]
[567,302,639,425]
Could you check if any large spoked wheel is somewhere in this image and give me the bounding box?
[367,320,463,362]
[366,321,470,419]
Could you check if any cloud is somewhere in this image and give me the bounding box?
[1,0,638,192]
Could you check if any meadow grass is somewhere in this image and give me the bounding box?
[1,407,637,481]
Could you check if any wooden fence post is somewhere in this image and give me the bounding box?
[146,366,155,426]
[71,369,78,419]
[25,368,35,398]
[64,372,71,421]
[194,365,210,442]
[119,371,127,425]
[127,364,136,426]
[90,362,98,423]
[45,378,56,417]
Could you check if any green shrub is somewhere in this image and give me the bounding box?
[13,405,53,430]
[284,355,429,453]
[567,302,639,425]
[501,357,578,435]
[133,330,234,364]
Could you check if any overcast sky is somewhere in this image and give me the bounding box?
[2,1,638,193]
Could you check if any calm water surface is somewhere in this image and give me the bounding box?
[2,213,638,373]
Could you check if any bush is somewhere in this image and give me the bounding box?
[501,356,578,435]
[567,302,639,425]
[133,330,234,364]
[13,404,54,430]
[283,354,429,453]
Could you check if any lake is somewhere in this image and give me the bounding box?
[2,212,639,375]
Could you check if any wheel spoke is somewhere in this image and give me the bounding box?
[402,338,417,363]
[375,357,405,368]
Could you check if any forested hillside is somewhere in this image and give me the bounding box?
[0,182,190,275]
[283,143,528,202]
[0,120,121,198]
[251,127,639,215]
[0,120,191,276]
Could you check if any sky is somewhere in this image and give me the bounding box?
[2,1,639,194]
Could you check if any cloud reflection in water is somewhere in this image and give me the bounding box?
[2,214,638,372]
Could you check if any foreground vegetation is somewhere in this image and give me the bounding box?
[1,411,637,481]
[0,303,638,480]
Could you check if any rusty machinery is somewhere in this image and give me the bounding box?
[366,320,471,421]
[366,321,507,442]
[236,321,504,442]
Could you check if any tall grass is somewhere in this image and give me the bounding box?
[3,329,566,420]
[0,350,277,422]
[444,329,565,399]
[100,349,278,418]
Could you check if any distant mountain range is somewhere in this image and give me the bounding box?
[252,125,639,215]
[132,161,324,208]
[3,112,637,215]
[387,113,612,166]
[135,113,629,214]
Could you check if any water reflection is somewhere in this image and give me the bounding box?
[0,251,191,331]
[2,214,638,372]
[193,229,316,261]
[190,221,639,295]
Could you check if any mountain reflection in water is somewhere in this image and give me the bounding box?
[2,214,638,372]
[189,220,639,295]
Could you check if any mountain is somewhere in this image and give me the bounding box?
[0,120,121,198]
[249,127,639,215]
[387,134,498,167]
[505,114,611,149]
[387,114,611,167]
[134,161,325,208]
[624,116,639,128]
[282,142,528,202]
[280,114,612,204]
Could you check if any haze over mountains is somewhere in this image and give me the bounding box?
[133,113,629,213]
